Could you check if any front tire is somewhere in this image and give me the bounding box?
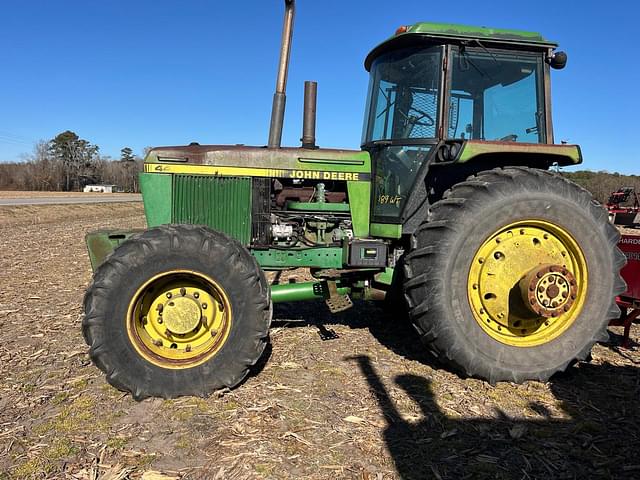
[83,225,272,399]
[403,167,626,383]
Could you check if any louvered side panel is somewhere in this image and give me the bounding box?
[172,175,252,245]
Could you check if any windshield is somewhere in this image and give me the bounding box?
[363,47,442,144]
[449,47,546,143]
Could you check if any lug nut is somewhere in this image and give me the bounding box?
[166,292,172,299]
[180,287,186,296]
[202,303,207,310]
[472,283,478,290]
[210,329,218,336]
[194,292,200,299]
[158,318,163,324]
[186,344,191,352]
[154,339,162,346]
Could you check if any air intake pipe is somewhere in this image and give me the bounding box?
[268,0,295,148]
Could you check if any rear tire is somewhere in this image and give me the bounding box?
[83,225,272,399]
[403,167,625,383]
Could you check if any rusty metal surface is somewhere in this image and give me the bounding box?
[521,264,578,318]
[148,144,367,169]
[464,139,579,150]
[275,186,346,207]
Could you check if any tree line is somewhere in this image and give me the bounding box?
[561,170,640,205]
[0,130,144,192]
[0,134,638,201]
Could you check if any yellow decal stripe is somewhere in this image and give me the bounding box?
[144,163,370,182]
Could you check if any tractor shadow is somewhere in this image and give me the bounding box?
[272,299,444,367]
[350,355,640,479]
[270,300,640,477]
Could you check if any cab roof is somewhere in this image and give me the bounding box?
[365,21,558,71]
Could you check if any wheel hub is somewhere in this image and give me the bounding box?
[520,264,577,318]
[163,296,202,335]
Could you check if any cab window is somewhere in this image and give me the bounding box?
[449,48,546,143]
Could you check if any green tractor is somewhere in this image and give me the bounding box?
[84,0,624,399]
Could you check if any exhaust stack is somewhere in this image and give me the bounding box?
[268,0,295,149]
[301,81,317,149]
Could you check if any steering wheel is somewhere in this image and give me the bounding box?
[398,106,435,127]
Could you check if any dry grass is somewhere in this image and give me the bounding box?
[0,204,638,479]
[0,191,136,199]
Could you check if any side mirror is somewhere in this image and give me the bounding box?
[548,51,568,70]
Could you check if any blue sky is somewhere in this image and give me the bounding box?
[0,0,637,173]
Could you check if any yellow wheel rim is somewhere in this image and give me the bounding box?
[126,270,232,369]
[467,220,588,347]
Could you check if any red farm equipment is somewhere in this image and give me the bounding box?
[612,234,640,347]
[607,187,640,226]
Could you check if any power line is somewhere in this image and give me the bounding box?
[0,130,34,141]
[0,136,32,147]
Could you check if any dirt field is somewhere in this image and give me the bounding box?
[0,203,639,479]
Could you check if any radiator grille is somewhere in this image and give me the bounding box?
[172,175,252,245]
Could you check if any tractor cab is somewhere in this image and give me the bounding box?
[361,23,568,222]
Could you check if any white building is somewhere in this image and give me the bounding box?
[83,184,118,193]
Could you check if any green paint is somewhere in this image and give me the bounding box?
[457,142,582,166]
[145,145,372,177]
[365,21,558,71]
[286,201,350,212]
[85,230,143,270]
[404,22,555,46]
[140,173,172,227]
[374,267,395,286]
[252,247,343,269]
[370,223,402,239]
[298,157,365,166]
[270,281,350,303]
[172,175,252,245]
[347,181,371,237]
